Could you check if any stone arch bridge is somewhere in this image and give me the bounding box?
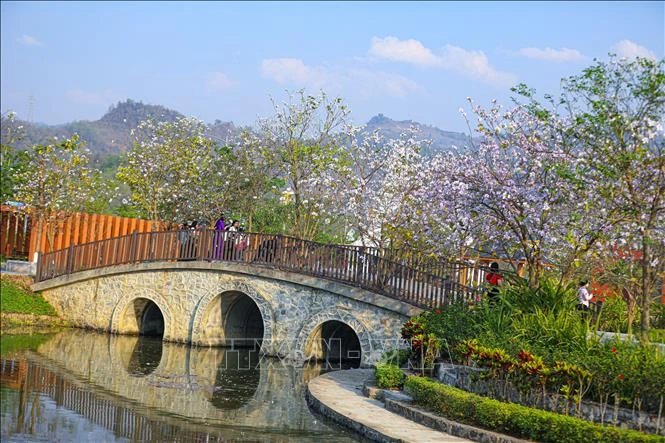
[33,230,477,365]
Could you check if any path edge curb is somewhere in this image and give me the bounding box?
[305,377,401,443]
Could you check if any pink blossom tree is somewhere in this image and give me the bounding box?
[544,56,664,341]
[417,100,603,287]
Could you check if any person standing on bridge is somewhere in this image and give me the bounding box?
[214,214,226,260]
[226,220,241,259]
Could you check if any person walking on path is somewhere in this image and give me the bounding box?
[577,281,593,320]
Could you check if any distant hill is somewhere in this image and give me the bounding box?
[3,99,238,160]
[365,113,473,155]
[2,102,470,161]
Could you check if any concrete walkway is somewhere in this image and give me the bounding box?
[307,369,471,443]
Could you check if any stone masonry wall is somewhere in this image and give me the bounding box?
[39,265,412,365]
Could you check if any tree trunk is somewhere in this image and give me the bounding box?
[626,298,635,337]
[640,235,651,344]
[527,253,543,288]
[35,215,45,257]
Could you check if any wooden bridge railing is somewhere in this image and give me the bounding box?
[35,230,481,309]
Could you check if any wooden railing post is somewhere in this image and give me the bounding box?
[66,244,75,276]
[197,229,206,261]
[35,251,42,281]
[129,231,138,263]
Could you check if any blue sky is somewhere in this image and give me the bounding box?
[1,1,663,132]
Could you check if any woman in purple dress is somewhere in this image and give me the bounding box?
[214,215,225,259]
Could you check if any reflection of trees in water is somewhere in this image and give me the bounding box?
[209,349,261,410]
[127,336,163,376]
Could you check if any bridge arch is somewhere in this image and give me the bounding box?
[294,308,373,367]
[111,291,174,341]
[190,280,275,352]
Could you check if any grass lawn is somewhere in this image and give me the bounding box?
[1,275,57,316]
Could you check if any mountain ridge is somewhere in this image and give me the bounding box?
[3,100,472,158]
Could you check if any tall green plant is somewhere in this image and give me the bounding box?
[510,308,593,362]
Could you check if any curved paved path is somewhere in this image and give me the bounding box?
[307,369,470,442]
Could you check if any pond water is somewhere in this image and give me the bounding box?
[0,330,358,442]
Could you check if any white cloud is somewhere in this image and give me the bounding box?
[261,58,421,98]
[17,34,42,46]
[369,36,441,67]
[440,44,517,87]
[368,36,516,87]
[612,40,657,61]
[515,47,587,62]
[261,58,330,88]
[66,89,115,106]
[206,72,235,91]
[347,68,421,98]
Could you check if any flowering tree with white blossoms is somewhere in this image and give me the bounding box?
[117,117,218,224]
[229,129,284,231]
[341,125,426,251]
[416,148,487,260]
[1,111,29,203]
[14,134,107,254]
[254,90,351,240]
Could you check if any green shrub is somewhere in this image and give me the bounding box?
[401,302,480,365]
[509,307,592,361]
[380,349,410,367]
[419,302,480,351]
[405,376,662,443]
[402,277,665,413]
[582,339,665,414]
[0,276,56,316]
[648,328,665,344]
[598,296,641,333]
[375,363,405,389]
[652,303,665,329]
[500,276,578,316]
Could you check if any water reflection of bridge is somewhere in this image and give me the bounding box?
[1,331,354,442]
[2,355,223,441]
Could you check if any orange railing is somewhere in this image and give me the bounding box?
[28,212,169,259]
[0,205,31,258]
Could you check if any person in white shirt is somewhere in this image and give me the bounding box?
[227,220,242,259]
[577,280,593,318]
